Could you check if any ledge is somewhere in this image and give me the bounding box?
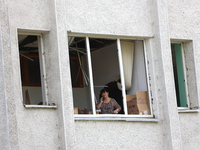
[18,28,50,34]
[74,116,158,122]
[68,32,153,40]
[24,105,57,109]
[178,109,199,113]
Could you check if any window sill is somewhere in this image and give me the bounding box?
[24,105,57,109]
[178,108,199,113]
[74,115,158,122]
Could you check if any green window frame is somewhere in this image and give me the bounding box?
[171,43,187,107]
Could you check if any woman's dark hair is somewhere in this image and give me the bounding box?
[100,88,109,95]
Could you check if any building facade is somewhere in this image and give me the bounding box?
[0,0,200,150]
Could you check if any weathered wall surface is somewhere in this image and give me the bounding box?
[1,0,200,149]
[66,0,154,36]
[179,113,200,150]
[0,0,20,149]
[1,0,74,149]
[6,0,61,149]
[0,0,12,149]
[66,0,169,150]
[75,121,163,150]
[168,1,200,150]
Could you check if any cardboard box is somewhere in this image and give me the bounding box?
[126,94,148,104]
[126,95,136,101]
[84,108,93,114]
[83,108,100,114]
[136,91,148,104]
[74,108,82,114]
[126,91,150,115]
[128,104,150,115]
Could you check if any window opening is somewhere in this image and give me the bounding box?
[70,55,84,87]
[18,34,46,105]
[68,36,151,116]
[90,38,124,114]
[68,37,92,113]
[121,40,150,115]
[171,43,187,107]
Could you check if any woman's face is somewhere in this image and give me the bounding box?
[102,91,109,99]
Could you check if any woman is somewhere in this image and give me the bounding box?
[96,88,121,114]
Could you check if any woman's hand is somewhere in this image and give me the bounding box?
[100,97,103,103]
[113,109,119,114]
[96,97,104,109]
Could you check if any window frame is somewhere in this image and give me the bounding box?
[171,42,190,109]
[68,34,154,119]
[18,32,48,105]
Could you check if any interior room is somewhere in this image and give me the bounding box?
[68,36,150,115]
[18,34,43,105]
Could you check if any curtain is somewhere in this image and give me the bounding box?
[120,41,134,90]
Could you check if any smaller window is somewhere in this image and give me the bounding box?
[18,34,46,105]
[171,43,188,107]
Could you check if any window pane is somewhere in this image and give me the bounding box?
[90,38,123,114]
[68,36,92,114]
[171,43,187,107]
[121,40,150,115]
[28,57,41,84]
[18,35,43,105]
[70,56,83,87]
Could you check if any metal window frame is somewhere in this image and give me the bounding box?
[69,34,154,118]
[171,42,190,109]
[18,32,48,105]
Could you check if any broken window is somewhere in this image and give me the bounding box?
[18,34,46,105]
[70,55,83,87]
[171,43,188,107]
[69,36,151,117]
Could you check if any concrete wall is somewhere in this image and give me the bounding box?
[168,1,200,150]
[1,0,76,149]
[66,0,171,149]
[66,0,153,36]
[6,1,62,149]
[1,0,200,150]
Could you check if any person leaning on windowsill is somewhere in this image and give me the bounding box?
[96,88,121,114]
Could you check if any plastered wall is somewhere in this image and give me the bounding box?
[1,0,75,149]
[65,0,154,36]
[75,121,163,150]
[168,0,200,150]
[66,0,170,149]
[5,1,62,149]
[1,0,200,150]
